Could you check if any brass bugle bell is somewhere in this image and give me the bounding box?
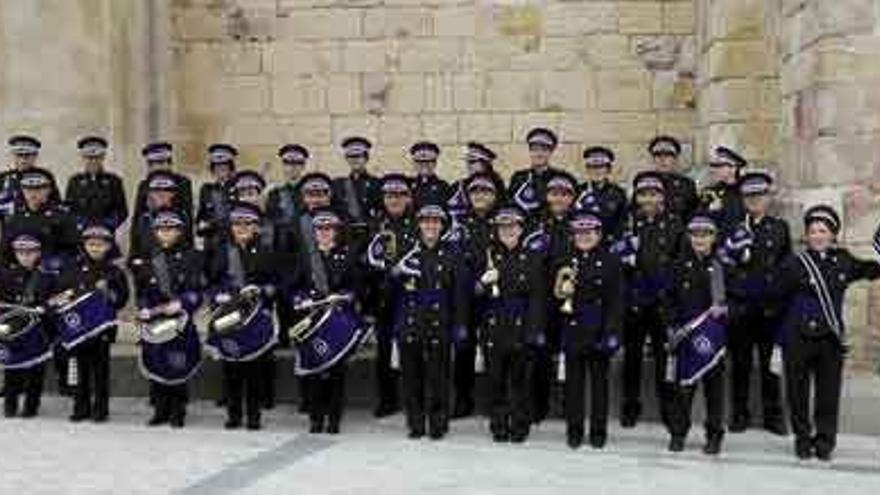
[554,266,577,315]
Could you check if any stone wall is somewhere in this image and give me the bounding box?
[168,0,698,183]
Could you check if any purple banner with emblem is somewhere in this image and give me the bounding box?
[668,312,726,386]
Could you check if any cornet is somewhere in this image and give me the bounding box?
[554,265,578,314]
[483,248,500,298]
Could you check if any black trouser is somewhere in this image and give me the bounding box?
[488,344,533,438]
[453,343,475,410]
[532,306,560,422]
[565,351,610,438]
[668,363,726,440]
[623,303,673,423]
[4,364,45,416]
[150,382,187,421]
[224,359,263,424]
[374,325,399,408]
[72,338,111,418]
[259,350,276,408]
[784,333,843,454]
[54,346,70,391]
[306,364,347,427]
[401,336,449,435]
[729,304,784,424]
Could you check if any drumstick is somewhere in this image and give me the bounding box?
[293,293,353,311]
[0,302,45,314]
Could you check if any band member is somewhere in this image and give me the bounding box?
[509,128,562,214]
[665,214,727,455]
[394,203,467,439]
[448,142,505,222]
[554,211,623,449]
[196,143,237,252]
[451,172,503,419]
[266,143,308,255]
[287,171,339,413]
[64,136,128,233]
[621,171,684,428]
[776,205,880,461]
[131,208,203,428]
[575,146,628,245]
[529,169,578,423]
[410,141,451,206]
[725,171,790,435]
[366,173,417,417]
[0,135,61,216]
[205,202,280,430]
[265,146,307,348]
[1,167,79,271]
[475,204,546,443]
[700,146,746,234]
[129,170,194,262]
[0,235,56,418]
[333,136,380,251]
[56,223,129,422]
[648,136,698,221]
[133,142,193,222]
[291,209,363,434]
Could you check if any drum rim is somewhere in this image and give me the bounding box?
[139,313,190,345]
[0,310,41,342]
[208,297,263,336]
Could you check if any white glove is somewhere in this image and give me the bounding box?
[137,308,153,321]
[480,269,499,287]
[215,293,233,304]
[162,300,183,315]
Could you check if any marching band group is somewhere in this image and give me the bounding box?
[0,129,878,463]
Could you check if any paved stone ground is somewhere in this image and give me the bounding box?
[1,397,879,494]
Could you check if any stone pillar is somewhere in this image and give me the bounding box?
[694,0,781,172]
[780,0,880,370]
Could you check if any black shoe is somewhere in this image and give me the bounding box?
[373,403,400,419]
[510,432,527,444]
[69,412,90,423]
[763,417,788,436]
[429,426,446,440]
[729,415,750,433]
[668,436,685,452]
[408,429,425,439]
[492,431,509,443]
[326,422,340,435]
[225,418,242,430]
[20,409,38,419]
[215,397,227,408]
[795,438,813,460]
[589,433,607,450]
[170,416,185,428]
[246,418,262,431]
[451,399,474,420]
[567,433,583,449]
[620,404,641,428]
[703,435,723,456]
[815,448,832,462]
[92,406,109,423]
[147,414,168,427]
[309,421,324,434]
[4,407,17,418]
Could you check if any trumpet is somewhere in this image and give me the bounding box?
[380,228,398,262]
[484,248,500,298]
[554,265,578,314]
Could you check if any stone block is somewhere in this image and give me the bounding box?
[597,69,653,111]
[540,71,596,111]
[485,71,541,111]
[363,8,433,38]
[267,42,341,75]
[619,2,663,34]
[459,113,513,143]
[342,40,390,73]
[707,40,777,80]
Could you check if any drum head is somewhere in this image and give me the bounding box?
[0,310,39,342]
[141,313,188,345]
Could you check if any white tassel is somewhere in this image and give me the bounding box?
[68,357,79,387]
[474,345,486,374]
[556,352,566,383]
[770,345,783,376]
[390,339,400,371]
[665,355,677,383]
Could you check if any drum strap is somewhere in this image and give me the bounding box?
[151,253,174,299]
[797,250,841,336]
[227,244,246,289]
[344,177,363,222]
[300,213,330,294]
